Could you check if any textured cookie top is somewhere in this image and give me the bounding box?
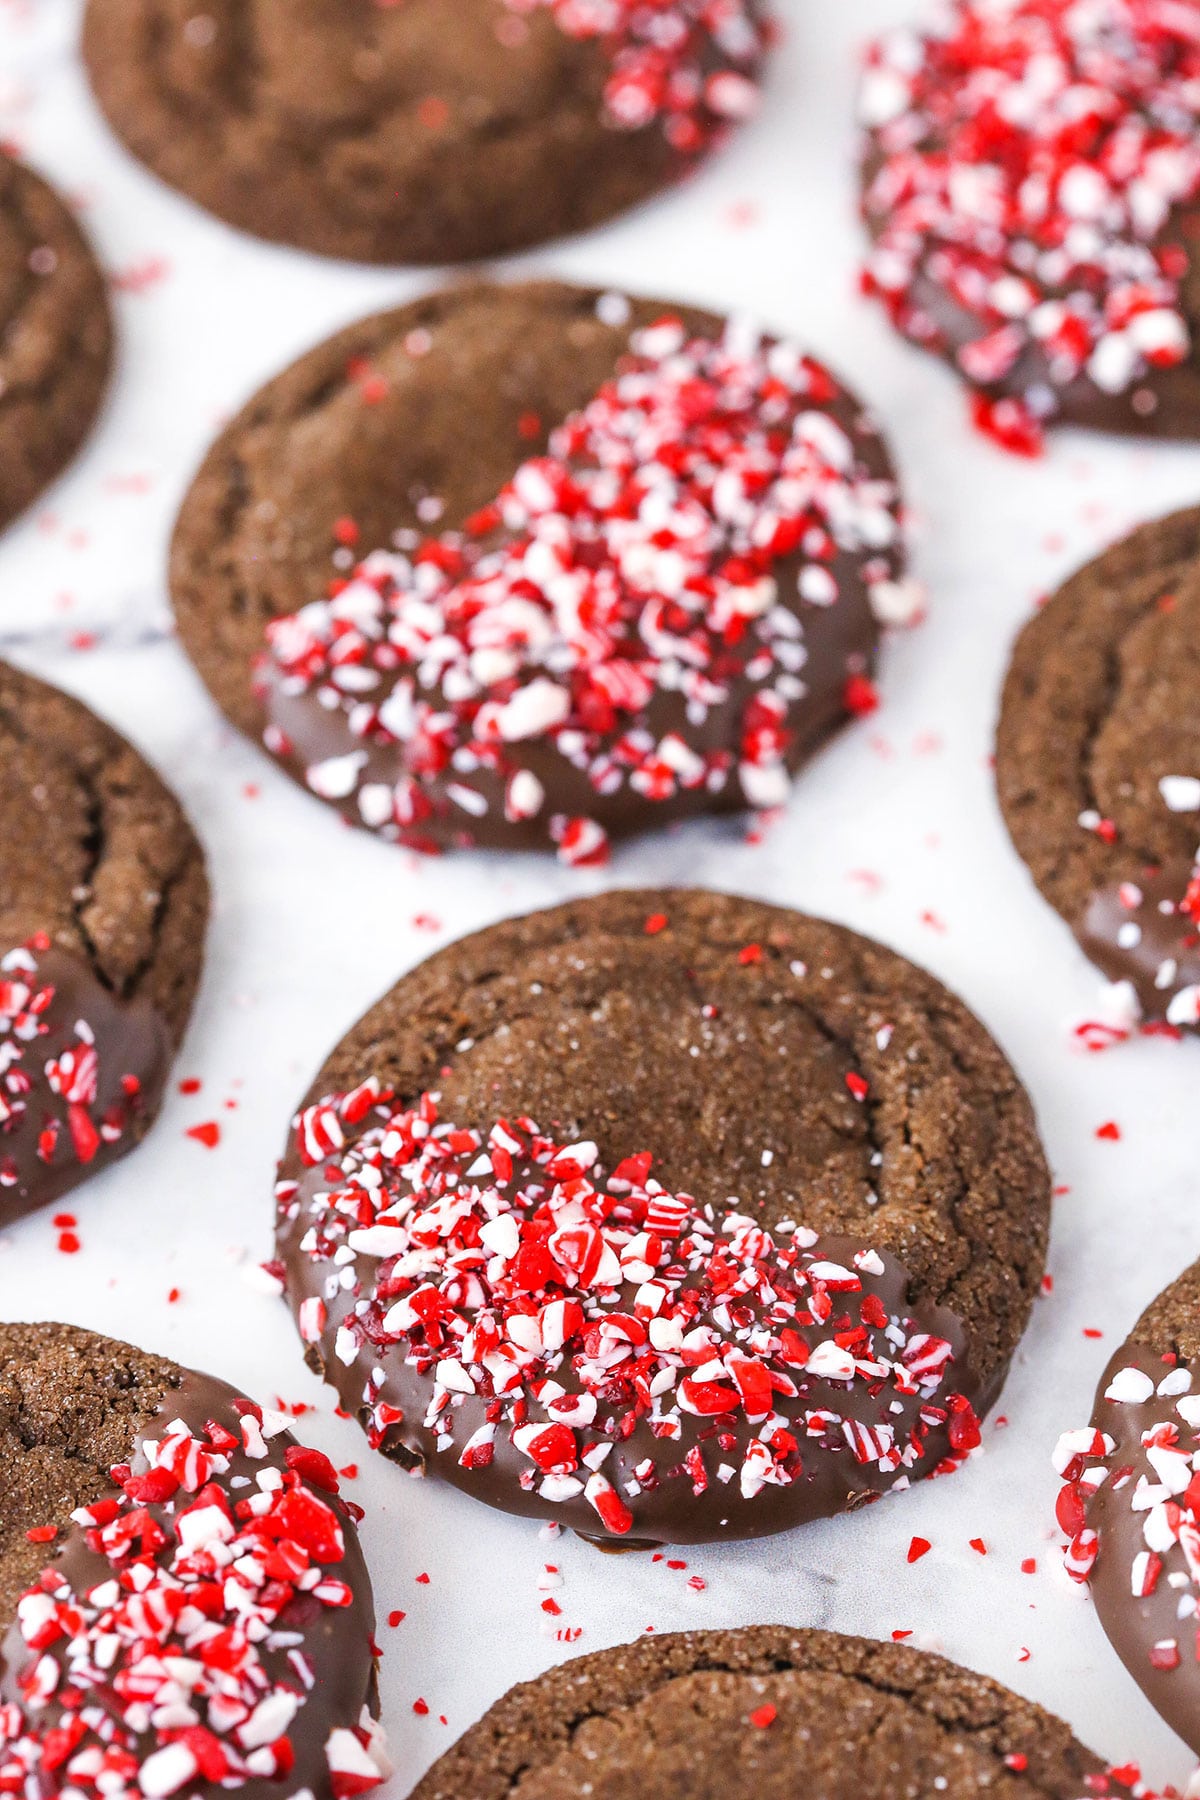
[0,661,208,1222]
[0,155,111,530]
[275,890,1049,1544]
[83,0,766,264]
[409,1625,1130,1799]
[1055,1261,1200,1757]
[174,281,911,862]
[0,1321,387,1800]
[859,0,1200,452]
[996,505,1200,1031]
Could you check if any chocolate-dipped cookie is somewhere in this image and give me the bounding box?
[859,0,1200,455]
[411,1624,1145,1800]
[0,1320,389,1799]
[0,154,112,530]
[0,659,208,1224]
[273,889,1050,1547]
[82,0,766,265]
[1056,1259,1200,1758]
[996,506,1200,1034]
[172,281,917,866]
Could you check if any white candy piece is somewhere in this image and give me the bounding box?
[1105,1365,1155,1405]
[1160,775,1200,813]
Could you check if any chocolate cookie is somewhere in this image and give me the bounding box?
[1055,1259,1200,1758]
[411,1624,1136,1800]
[82,0,767,265]
[172,280,916,865]
[0,659,208,1225]
[859,1,1200,455]
[0,155,112,530]
[273,889,1050,1547]
[996,506,1200,1034]
[0,1320,389,1798]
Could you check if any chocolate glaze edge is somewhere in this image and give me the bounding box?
[1087,1339,1200,1758]
[278,1168,996,1549]
[0,945,174,1229]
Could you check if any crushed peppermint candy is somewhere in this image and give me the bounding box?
[276,1087,982,1539]
[0,1402,388,1800]
[502,0,766,148]
[259,310,909,865]
[860,0,1200,451]
[1055,1351,1200,1691]
[0,936,147,1195]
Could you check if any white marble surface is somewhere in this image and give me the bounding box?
[3,0,1200,1790]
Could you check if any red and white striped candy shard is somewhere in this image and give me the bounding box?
[502,0,765,150]
[0,937,134,1190]
[1054,1360,1200,1677]
[279,1088,981,1534]
[860,0,1200,449]
[0,1408,389,1800]
[261,308,908,863]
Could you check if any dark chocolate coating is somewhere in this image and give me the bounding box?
[0,154,112,531]
[0,946,170,1220]
[1081,864,1200,1019]
[172,280,897,855]
[860,176,1200,440]
[0,658,208,1223]
[82,0,764,265]
[1083,1261,1200,1757]
[0,1321,379,1800]
[858,36,1200,440]
[411,1625,1111,1800]
[997,505,1200,1024]
[276,889,1051,1545]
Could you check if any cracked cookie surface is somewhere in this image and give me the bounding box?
[0,155,111,531]
[275,889,1049,1544]
[997,506,1200,1029]
[409,1626,1113,1799]
[82,0,765,264]
[0,660,208,1223]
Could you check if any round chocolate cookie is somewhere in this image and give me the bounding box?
[859,1,1200,454]
[274,889,1050,1547]
[411,1625,1135,1800]
[0,154,112,530]
[172,280,916,865]
[82,0,766,265]
[0,1320,389,1798]
[0,658,208,1225]
[996,506,1200,1034]
[1055,1259,1200,1758]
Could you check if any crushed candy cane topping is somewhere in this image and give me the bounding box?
[1055,1356,1200,1671]
[0,936,142,1191]
[260,310,909,867]
[860,0,1200,452]
[277,1087,981,1535]
[0,1403,388,1800]
[502,0,765,146]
